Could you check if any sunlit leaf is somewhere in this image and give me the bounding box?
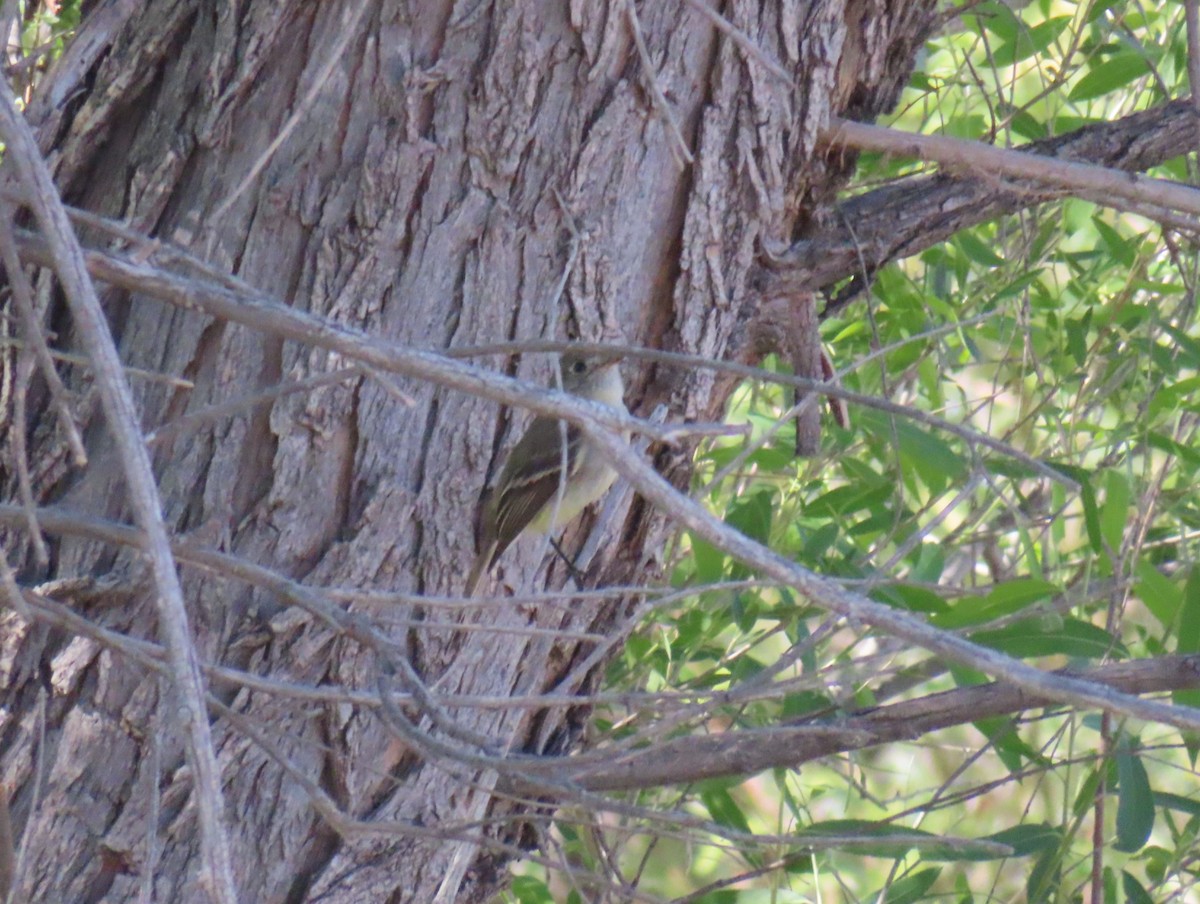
[1069,53,1152,101]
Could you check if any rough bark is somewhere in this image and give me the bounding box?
[0,1,936,901]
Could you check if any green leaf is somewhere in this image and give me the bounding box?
[1153,790,1200,817]
[911,543,945,582]
[795,820,937,858]
[1072,767,1104,820]
[1160,323,1200,369]
[1100,470,1130,553]
[781,691,833,720]
[1092,217,1137,267]
[807,481,892,518]
[984,578,1059,611]
[992,16,1073,66]
[700,784,753,835]
[725,489,776,545]
[931,598,989,630]
[1115,743,1155,853]
[1081,478,1104,554]
[799,522,839,561]
[687,533,725,583]
[858,410,968,492]
[1027,847,1063,903]
[1103,867,1118,904]
[972,1,1019,42]
[509,875,555,904]
[932,578,1058,629]
[1008,108,1047,141]
[1122,871,1157,904]
[983,824,1061,857]
[875,583,949,615]
[1065,315,1089,367]
[1178,568,1200,654]
[972,716,1042,773]
[955,231,1005,266]
[1147,374,1200,417]
[971,617,1125,659]
[1069,53,1152,101]
[1133,561,1182,631]
[880,867,941,904]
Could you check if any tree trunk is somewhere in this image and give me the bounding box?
[0,1,934,900]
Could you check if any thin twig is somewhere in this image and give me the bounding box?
[9,349,48,564]
[0,551,29,619]
[579,419,1200,738]
[0,331,195,388]
[624,0,693,168]
[13,509,1200,792]
[16,221,1087,484]
[145,366,362,446]
[462,340,1075,488]
[681,0,794,83]
[0,201,87,466]
[207,4,370,225]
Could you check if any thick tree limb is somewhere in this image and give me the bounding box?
[765,98,1200,297]
[570,655,1200,791]
[824,116,1200,218]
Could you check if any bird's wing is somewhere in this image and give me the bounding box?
[491,416,582,559]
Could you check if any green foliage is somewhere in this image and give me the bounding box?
[1,2,83,104]
[513,2,1200,901]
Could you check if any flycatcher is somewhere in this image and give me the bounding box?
[465,352,628,596]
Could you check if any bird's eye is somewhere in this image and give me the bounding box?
[571,359,587,374]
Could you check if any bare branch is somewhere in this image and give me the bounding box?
[10,504,1200,794]
[625,0,693,168]
[769,99,1199,295]
[0,201,86,467]
[8,349,47,564]
[207,4,370,225]
[570,655,1200,791]
[579,421,1200,734]
[821,117,1200,221]
[9,212,1189,732]
[0,82,239,904]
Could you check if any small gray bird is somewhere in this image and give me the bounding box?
[465,352,627,596]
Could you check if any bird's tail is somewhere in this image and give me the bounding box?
[464,542,497,597]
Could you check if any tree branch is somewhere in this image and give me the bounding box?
[7,224,1200,735]
[569,655,1200,791]
[0,81,239,904]
[765,98,1200,296]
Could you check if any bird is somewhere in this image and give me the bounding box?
[465,351,628,596]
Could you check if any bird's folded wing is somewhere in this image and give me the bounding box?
[491,418,583,557]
